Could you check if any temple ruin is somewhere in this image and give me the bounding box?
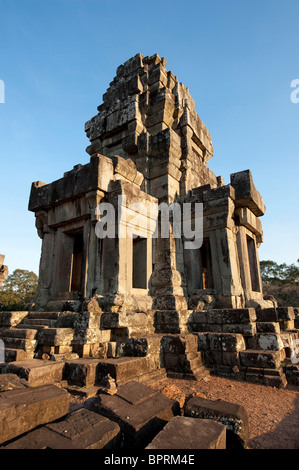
[1,53,298,391]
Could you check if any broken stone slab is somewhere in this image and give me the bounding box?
[1,360,65,386]
[184,396,249,449]
[0,373,30,392]
[0,384,70,445]
[3,408,121,449]
[146,416,226,449]
[84,380,180,448]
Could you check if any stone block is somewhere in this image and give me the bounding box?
[207,308,256,324]
[222,323,256,336]
[276,307,295,321]
[63,359,103,387]
[256,322,280,334]
[256,308,278,322]
[146,416,226,449]
[96,356,153,385]
[37,328,74,346]
[0,311,28,328]
[221,333,246,352]
[222,352,240,367]
[184,396,249,448]
[2,360,65,387]
[239,350,281,369]
[255,333,284,351]
[84,380,179,448]
[3,408,121,449]
[0,384,70,445]
[230,169,265,216]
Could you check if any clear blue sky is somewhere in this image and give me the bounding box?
[0,0,298,275]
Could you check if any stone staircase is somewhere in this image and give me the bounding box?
[189,307,299,388]
[161,333,210,381]
[0,311,75,363]
[1,306,297,389]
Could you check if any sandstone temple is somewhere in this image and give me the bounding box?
[1,53,298,400]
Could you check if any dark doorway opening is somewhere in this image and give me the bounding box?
[200,239,214,289]
[70,232,83,292]
[247,235,260,292]
[133,236,147,289]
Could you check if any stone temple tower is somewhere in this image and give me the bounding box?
[2,53,296,388]
[29,53,267,320]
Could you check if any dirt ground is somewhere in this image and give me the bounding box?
[149,375,299,449]
[69,375,299,449]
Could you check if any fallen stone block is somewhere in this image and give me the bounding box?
[184,396,248,448]
[146,416,226,449]
[0,384,70,445]
[84,380,179,448]
[3,408,121,449]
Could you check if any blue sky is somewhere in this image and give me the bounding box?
[0,0,298,275]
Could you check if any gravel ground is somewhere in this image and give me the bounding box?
[149,375,299,449]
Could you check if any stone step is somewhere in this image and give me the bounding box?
[36,328,74,346]
[239,349,282,369]
[1,336,36,352]
[15,324,47,331]
[1,360,65,386]
[4,348,34,363]
[27,312,60,320]
[0,328,38,339]
[97,356,155,386]
[193,365,211,380]
[167,364,210,381]
[186,354,203,370]
[20,319,57,327]
[244,368,287,388]
[256,322,280,334]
